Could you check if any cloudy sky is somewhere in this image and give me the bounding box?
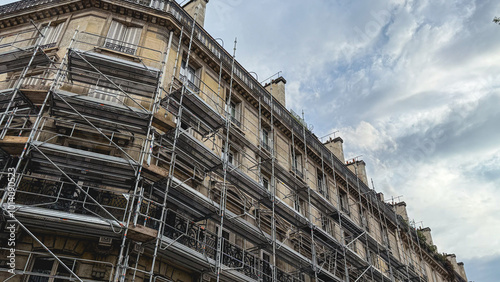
[201,0,500,281]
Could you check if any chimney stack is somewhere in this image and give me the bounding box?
[457,262,468,281]
[264,76,287,107]
[444,254,468,281]
[420,227,434,245]
[393,202,409,222]
[324,137,345,163]
[377,192,384,202]
[346,160,368,185]
[183,0,209,27]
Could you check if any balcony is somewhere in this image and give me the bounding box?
[103,40,137,56]
[14,175,129,222]
[179,74,200,94]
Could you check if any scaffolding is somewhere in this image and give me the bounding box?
[0,1,457,282]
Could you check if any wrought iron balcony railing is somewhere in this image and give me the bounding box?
[140,208,303,282]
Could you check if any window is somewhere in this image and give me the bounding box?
[262,252,270,263]
[88,85,124,104]
[225,149,238,167]
[261,128,271,152]
[262,252,272,280]
[180,120,194,135]
[28,257,74,282]
[215,227,230,242]
[360,207,369,232]
[225,97,241,127]
[339,190,349,213]
[321,213,333,234]
[365,249,372,264]
[105,20,142,55]
[380,222,389,248]
[180,60,200,92]
[294,196,306,216]
[261,176,270,191]
[344,232,357,252]
[222,229,230,241]
[149,0,166,9]
[292,151,303,178]
[317,170,329,200]
[39,22,64,49]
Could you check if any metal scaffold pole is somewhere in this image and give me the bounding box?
[391,197,411,282]
[269,82,277,282]
[329,151,342,278]
[300,112,318,281]
[0,26,84,282]
[372,182,395,281]
[0,21,50,130]
[143,8,199,282]
[215,37,237,282]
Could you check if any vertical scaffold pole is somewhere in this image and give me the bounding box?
[269,83,277,282]
[215,37,237,282]
[147,9,198,281]
[1,27,82,282]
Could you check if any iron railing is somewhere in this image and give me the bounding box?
[156,209,304,282]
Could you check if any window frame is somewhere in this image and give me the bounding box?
[261,127,271,152]
[316,169,329,200]
[28,256,76,282]
[292,150,303,178]
[338,189,349,214]
[104,19,143,55]
[180,59,201,92]
[38,20,65,50]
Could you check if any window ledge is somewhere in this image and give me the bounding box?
[43,46,59,53]
[230,122,245,135]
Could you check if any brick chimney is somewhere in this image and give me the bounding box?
[324,137,345,163]
[264,76,286,107]
[183,0,209,27]
[346,160,368,185]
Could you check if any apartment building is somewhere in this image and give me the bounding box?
[0,0,468,281]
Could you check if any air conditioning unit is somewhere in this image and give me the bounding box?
[98,236,112,247]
